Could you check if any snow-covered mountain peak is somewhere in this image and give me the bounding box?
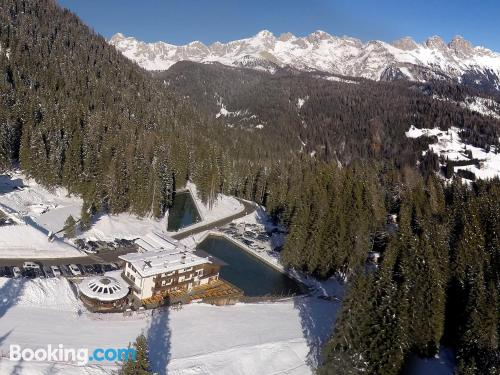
[109,31,500,91]
[448,35,474,57]
[255,29,274,38]
[306,30,333,42]
[392,37,418,51]
[278,32,296,42]
[425,35,449,51]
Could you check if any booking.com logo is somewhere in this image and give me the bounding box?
[10,344,136,366]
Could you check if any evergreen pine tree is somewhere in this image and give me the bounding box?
[119,334,152,375]
[63,215,76,239]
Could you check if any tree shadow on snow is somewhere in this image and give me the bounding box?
[0,278,24,319]
[147,306,172,375]
[9,358,24,375]
[0,174,25,195]
[293,277,345,370]
[0,278,25,374]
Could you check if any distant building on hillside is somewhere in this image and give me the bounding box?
[120,232,220,301]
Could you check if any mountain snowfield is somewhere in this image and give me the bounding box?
[109,30,500,88]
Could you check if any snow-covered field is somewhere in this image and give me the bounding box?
[77,213,169,242]
[406,125,500,180]
[0,277,344,374]
[0,171,83,232]
[0,171,83,258]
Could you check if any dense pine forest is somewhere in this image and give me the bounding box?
[0,0,498,374]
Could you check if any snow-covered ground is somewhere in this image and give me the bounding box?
[0,171,83,232]
[0,171,83,258]
[0,170,243,255]
[0,225,81,258]
[406,125,500,180]
[79,182,242,242]
[77,213,169,242]
[0,276,344,375]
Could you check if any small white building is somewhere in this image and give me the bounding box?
[79,275,130,311]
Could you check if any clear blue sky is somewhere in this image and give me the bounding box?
[58,0,500,51]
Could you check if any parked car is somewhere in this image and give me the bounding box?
[92,264,104,275]
[50,265,62,277]
[74,239,86,250]
[3,266,13,278]
[22,261,41,270]
[42,266,54,278]
[12,266,21,278]
[68,264,81,276]
[83,248,98,254]
[22,261,44,278]
[102,263,118,272]
[59,265,72,277]
[23,268,37,278]
[87,241,98,251]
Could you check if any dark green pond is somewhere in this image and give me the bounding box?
[197,236,302,297]
[167,191,201,231]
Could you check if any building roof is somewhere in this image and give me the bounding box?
[119,250,212,278]
[135,231,189,254]
[79,276,129,302]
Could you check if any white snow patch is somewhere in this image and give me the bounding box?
[0,171,84,258]
[407,126,500,180]
[77,213,168,242]
[215,97,251,119]
[0,225,81,258]
[182,182,243,224]
[297,97,308,109]
[405,125,444,139]
[321,75,359,84]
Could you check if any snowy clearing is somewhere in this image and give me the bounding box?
[0,171,83,233]
[0,171,83,258]
[77,213,169,242]
[320,75,359,84]
[0,276,344,375]
[406,125,500,180]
